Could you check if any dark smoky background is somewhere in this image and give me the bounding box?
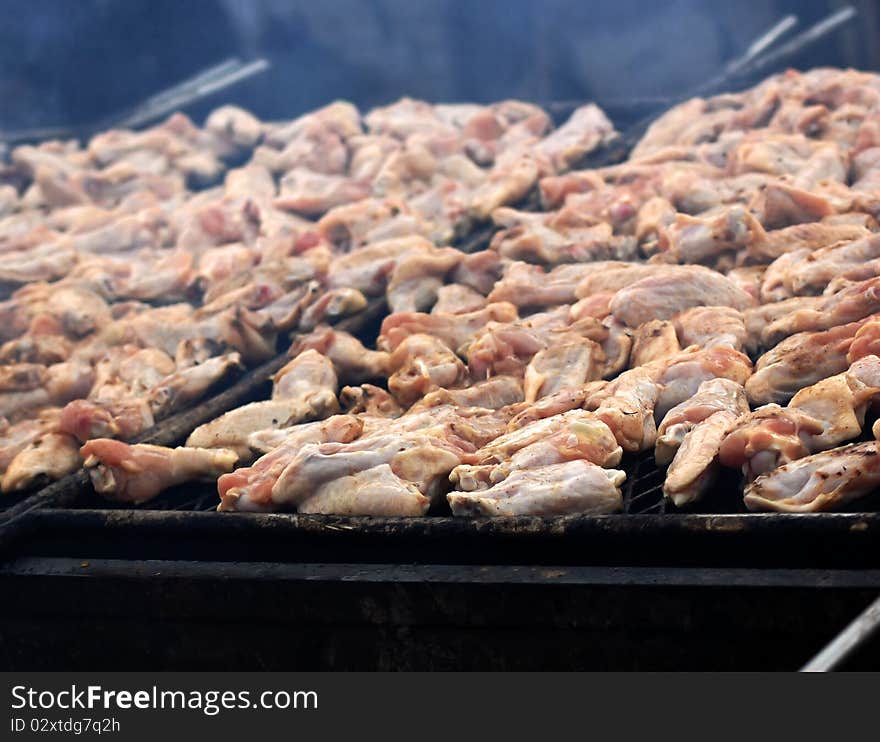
[0,0,876,131]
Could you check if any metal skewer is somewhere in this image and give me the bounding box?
[739,6,857,81]
[693,14,801,96]
[801,594,880,671]
[583,7,858,169]
[0,57,270,146]
[114,58,270,130]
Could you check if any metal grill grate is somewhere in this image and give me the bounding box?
[621,451,667,515]
[0,489,42,513]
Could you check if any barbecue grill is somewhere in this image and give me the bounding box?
[4,251,880,670]
[3,4,880,671]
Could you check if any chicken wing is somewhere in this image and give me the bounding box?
[744,441,880,512]
[217,414,364,511]
[610,265,754,327]
[655,378,748,465]
[762,276,880,346]
[298,464,430,516]
[450,409,621,492]
[746,320,863,405]
[448,459,625,516]
[630,320,680,367]
[387,333,468,407]
[1,432,81,493]
[523,337,604,402]
[83,439,239,504]
[664,410,740,507]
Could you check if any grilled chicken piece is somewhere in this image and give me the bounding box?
[656,205,766,264]
[653,346,752,421]
[465,409,620,468]
[719,405,823,480]
[523,337,604,402]
[340,384,403,418]
[412,375,523,411]
[451,250,505,295]
[245,414,363,456]
[586,366,663,452]
[598,318,632,378]
[59,396,155,442]
[450,410,621,492]
[674,306,747,351]
[655,378,748,465]
[386,246,461,313]
[0,241,77,285]
[744,441,880,512]
[746,321,863,405]
[292,327,391,383]
[0,388,52,422]
[448,459,625,516]
[378,302,518,352]
[1,432,81,493]
[465,321,547,380]
[387,333,468,407]
[569,294,614,322]
[191,243,258,294]
[205,106,264,150]
[267,431,470,511]
[747,221,870,263]
[470,153,540,219]
[574,263,681,299]
[431,284,486,315]
[100,302,276,364]
[664,410,740,507]
[788,355,880,448]
[488,261,614,309]
[104,249,194,303]
[743,297,822,353]
[83,439,239,504]
[298,288,368,332]
[0,333,72,365]
[765,231,880,298]
[723,355,880,479]
[506,381,607,430]
[490,217,634,266]
[272,349,338,406]
[726,266,764,301]
[148,352,243,418]
[0,363,47,392]
[356,405,509,446]
[186,400,319,459]
[217,415,364,511]
[0,411,62,476]
[534,103,615,171]
[186,349,339,458]
[848,319,880,363]
[43,285,112,337]
[274,169,369,216]
[326,235,434,296]
[298,464,430,516]
[762,276,880,346]
[630,320,680,367]
[610,265,754,327]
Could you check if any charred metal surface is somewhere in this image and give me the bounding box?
[12,508,880,570]
[2,554,878,670]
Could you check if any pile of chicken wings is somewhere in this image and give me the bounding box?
[6,67,880,516]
